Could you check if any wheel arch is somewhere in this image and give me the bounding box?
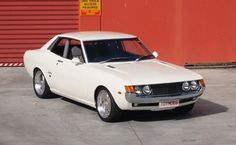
[33,67,51,87]
[33,67,40,75]
[33,67,47,77]
[94,85,107,102]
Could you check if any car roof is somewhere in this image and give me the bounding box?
[58,31,137,41]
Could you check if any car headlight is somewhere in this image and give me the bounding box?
[142,85,152,95]
[182,81,190,91]
[190,81,199,90]
[134,86,142,95]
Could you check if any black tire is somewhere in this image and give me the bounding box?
[96,87,122,122]
[33,69,51,98]
[173,103,195,114]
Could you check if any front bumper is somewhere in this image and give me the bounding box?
[125,87,205,110]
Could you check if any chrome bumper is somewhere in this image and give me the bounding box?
[125,88,205,104]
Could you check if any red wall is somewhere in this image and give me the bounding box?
[182,0,236,64]
[80,0,236,65]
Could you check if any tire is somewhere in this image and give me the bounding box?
[33,69,51,98]
[173,103,195,114]
[96,88,122,122]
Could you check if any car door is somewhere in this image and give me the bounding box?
[50,38,89,104]
[46,38,68,91]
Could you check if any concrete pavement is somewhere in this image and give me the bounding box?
[0,67,236,145]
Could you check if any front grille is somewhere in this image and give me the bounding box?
[151,82,183,97]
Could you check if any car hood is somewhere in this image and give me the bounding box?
[93,59,203,85]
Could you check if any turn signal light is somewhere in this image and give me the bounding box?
[199,79,205,87]
[125,86,135,93]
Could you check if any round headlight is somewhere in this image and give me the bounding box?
[135,86,142,95]
[142,85,152,95]
[190,81,199,90]
[182,82,190,91]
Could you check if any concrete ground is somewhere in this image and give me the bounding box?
[0,67,236,145]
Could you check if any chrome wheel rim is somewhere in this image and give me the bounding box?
[97,90,111,119]
[34,71,45,95]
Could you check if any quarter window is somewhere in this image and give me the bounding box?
[51,38,68,57]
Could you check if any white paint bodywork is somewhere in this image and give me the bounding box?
[24,31,204,110]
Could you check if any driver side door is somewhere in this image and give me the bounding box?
[50,38,89,104]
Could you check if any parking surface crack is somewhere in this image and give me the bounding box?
[128,122,144,145]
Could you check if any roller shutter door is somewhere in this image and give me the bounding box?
[0,0,79,66]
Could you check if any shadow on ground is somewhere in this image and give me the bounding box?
[61,97,96,111]
[59,97,228,122]
[121,98,228,122]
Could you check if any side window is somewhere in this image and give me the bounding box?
[51,38,69,57]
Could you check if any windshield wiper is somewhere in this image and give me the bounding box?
[100,57,130,64]
[135,54,154,61]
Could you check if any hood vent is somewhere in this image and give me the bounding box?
[107,65,116,69]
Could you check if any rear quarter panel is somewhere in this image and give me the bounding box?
[24,49,52,84]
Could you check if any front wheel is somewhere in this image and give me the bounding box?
[96,88,122,122]
[33,69,51,98]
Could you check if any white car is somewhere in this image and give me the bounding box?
[24,31,205,122]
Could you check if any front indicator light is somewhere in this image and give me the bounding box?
[199,79,206,87]
[125,86,135,93]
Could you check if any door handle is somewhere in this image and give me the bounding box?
[57,60,63,63]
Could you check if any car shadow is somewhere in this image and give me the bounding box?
[121,98,228,122]
[56,97,228,122]
[44,94,96,111]
[61,97,96,111]
[40,93,63,99]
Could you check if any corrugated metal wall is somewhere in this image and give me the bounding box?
[0,0,79,66]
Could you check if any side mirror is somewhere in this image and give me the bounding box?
[72,57,82,65]
[152,51,158,58]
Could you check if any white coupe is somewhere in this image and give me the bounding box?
[24,31,205,122]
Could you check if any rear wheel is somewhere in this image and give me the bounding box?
[173,103,195,114]
[33,69,51,98]
[96,88,122,122]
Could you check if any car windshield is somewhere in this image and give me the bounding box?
[83,38,154,63]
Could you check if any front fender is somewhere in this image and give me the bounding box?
[86,67,130,110]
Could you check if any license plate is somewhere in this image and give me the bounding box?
[159,99,179,108]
